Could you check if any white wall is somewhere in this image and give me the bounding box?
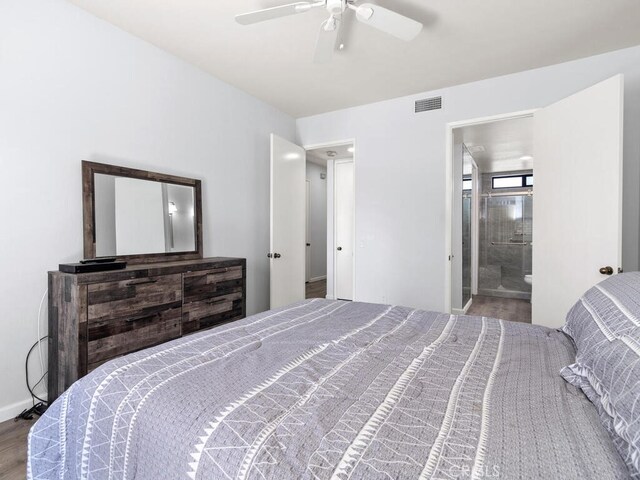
[297,45,640,311]
[0,0,295,421]
[306,162,327,280]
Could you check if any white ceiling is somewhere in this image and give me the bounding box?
[307,143,353,166]
[68,0,640,117]
[458,116,533,173]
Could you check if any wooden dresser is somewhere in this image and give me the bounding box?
[47,257,246,403]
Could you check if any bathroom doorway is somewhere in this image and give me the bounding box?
[445,77,624,328]
[449,113,534,323]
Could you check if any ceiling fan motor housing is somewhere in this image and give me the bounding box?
[326,0,346,15]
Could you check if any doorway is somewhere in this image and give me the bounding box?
[268,135,355,309]
[445,74,624,328]
[304,159,327,298]
[305,142,355,300]
[451,115,535,323]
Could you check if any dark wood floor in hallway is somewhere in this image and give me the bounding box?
[466,295,532,323]
[306,279,326,299]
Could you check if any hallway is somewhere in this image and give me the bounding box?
[306,279,326,299]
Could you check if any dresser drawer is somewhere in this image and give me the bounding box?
[87,306,181,369]
[182,292,244,335]
[48,258,247,403]
[87,274,182,321]
[183,266,243,303]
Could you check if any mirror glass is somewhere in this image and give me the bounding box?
[94,174,196,257]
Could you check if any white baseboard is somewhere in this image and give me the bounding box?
[0,397,37,423]
[325,295,335,300]
[452,298,473,316]
[309,276,326,283]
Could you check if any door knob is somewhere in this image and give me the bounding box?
[273,253,281,259]
[267,253,273,258]
[306,243,311,247]
[337,247,342,251]
[599,266,614,275]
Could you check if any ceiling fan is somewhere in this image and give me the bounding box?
[235,0,423,63]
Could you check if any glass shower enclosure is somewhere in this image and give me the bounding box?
[462,192,472,306]
[478,193,533,299]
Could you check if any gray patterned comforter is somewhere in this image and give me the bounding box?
[28,299,629,479]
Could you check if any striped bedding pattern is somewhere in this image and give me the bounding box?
[28,299,628,479]
[562,272,640,478]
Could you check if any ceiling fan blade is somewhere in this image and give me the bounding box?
[236,2,318,25]
[314,17,341,64]
[355,3,423,41]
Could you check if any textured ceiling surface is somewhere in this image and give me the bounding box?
[69,0,640,117]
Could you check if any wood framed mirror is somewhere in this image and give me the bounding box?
[82,161,203,264]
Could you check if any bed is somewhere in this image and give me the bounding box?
[28,292,636,479]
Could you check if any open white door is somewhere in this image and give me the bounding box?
[335,160,354,300]
[270,134,306,309]
[533,75,623,327]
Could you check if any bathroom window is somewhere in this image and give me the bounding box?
[492,174,533,189]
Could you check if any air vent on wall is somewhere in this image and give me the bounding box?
[415,96,442,113]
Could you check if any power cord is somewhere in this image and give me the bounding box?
[26,336,48,404]
[16,289,50,422]
[15,336,49,422]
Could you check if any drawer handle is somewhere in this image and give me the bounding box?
[126,312,161,323]
[126,279,158,286]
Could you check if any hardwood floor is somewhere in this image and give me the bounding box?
[0,418,34,480]
[466,295,532,323]
[306,279,326,299]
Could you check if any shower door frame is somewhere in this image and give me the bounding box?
[463,156,479,312]
[444,109,538,314]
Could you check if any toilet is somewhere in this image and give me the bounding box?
[524,274,533,285]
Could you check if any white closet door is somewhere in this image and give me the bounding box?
[335,160,354,300]
[270,134,306,309]
[532,75,623,327]
[306,180,311,283]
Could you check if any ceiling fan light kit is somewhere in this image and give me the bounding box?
[235,0,424,63]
